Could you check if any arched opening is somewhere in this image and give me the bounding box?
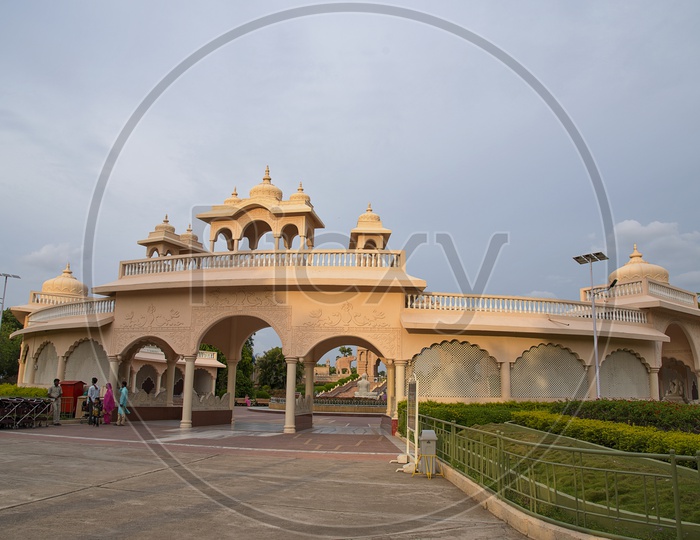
[512,344,587,400]
[241,220,272,250]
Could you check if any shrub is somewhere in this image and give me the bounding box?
[254,389,270,399]
[511,410,700,460]
[0,384,48,398]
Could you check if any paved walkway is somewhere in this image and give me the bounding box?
[0,409,529,539]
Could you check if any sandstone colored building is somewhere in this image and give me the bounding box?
[11,168,700,431]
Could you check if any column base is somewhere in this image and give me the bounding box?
[179,421,192,429]
[283,425,295,434]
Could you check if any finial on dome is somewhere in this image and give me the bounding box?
[629,244,644,261]
[263,165,271,182]
[298,182,304,192]
[367,203,373,213]
[187,224,192,232]
[163,214,169,223]
[64,263,73,275]
[232,187,238,197]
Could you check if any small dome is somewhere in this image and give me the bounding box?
[224,187,241,205]
[609,244,669,284]
[154,215,176,234]
[41,263,88,297]
[357,203,381,223]
[289,182,311,203]
[249,166,283,201]
[180,224,198,244]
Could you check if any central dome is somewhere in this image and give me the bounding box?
[41,263,88,297]
[357,203,381,223]
[249,166,283,201]
[609,245,669,284]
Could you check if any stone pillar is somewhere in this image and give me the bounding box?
[155,371,163,394]
[499,361,511,400]
[385,359,396,417]
[649,367,660,401]
[284,357,298,434]
[232,238,239,252]
[56,355,67,382]
[165,358,176,406]
[299,234,307,250]
[108,355,120,394]
[395,359,408,404]
[274,235,281,250]
[211,372,216,395]
[304,358,315,408]
[17,347,26,385]
[180,355,197,429]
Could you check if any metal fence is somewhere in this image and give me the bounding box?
[418,414,700,540]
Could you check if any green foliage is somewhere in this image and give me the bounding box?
[0,309,22,382]
[511,410,700,459]
[203,335,255,397]
[0,384,47,398]
[550,399,700,433]
[397,400,551,435]
[254,389,270,399]
[338,346,353,357]
[255,347,303,390]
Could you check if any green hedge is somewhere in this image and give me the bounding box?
[550,399,700,433]
[511,410,700,458]
[397,400,550,436]
[0,384,48,398]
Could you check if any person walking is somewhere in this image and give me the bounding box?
[116,380,129,426]
[102,382,116,425]
[47,379,62,426]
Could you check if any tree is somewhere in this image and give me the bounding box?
[255,346,302,390]
[202,335,254,397]
[338,346,353,357]
[0,309,22,383]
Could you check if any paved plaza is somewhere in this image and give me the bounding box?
[0,409,531,539]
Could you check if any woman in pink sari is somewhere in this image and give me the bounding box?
[103,383,116,424]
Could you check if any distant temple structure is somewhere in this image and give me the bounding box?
[11,167,700,432]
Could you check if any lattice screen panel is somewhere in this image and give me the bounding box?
[65,341,110,386]
[600,351,650,399]
[408,341,500,399]
[34,344,58,386]
[511,344,587,399]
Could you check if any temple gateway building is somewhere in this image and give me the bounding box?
[11,168,700,432]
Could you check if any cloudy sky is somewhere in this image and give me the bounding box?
[1,1,699,354]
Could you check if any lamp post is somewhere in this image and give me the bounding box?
[572,253,614,399]
[0,273,21,332]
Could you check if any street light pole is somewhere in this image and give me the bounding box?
[573,252,609,399]
[0,273,21,332]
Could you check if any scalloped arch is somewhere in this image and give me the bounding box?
[412,339,496,363]
[603,348,649,370]
[64,337,107,360]
[515,342,584,366]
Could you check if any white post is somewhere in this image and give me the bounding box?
[180,355,196,429]
[284,357,298,434]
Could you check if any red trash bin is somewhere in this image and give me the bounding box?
[59,380,85,417]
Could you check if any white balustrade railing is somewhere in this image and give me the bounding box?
[405,293,648,324]
[29,291,86,306]
[584,279,697,307]
[120,250,403,277]
[28,299,115,323]
[140,346,217,361]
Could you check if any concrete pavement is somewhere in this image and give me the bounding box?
[0,409,530,539]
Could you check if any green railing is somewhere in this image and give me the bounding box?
[419,414,700,540]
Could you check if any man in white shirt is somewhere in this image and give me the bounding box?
[87,377,100,425]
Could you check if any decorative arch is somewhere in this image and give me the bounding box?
[662,322,698,370]
[241,220,272,250]
[119,335,179,362]
[64,337,108,360]
[281,223,300,249]
[512,343,587,400]
[298,334,385,362]
[135,364,159,394]
[213,226,234,251]
[600,349,650,399]
[64,338,110,385]
[195,312,287,358]
[194,368,213,395]
[408,340,500,400]
[31,341,58,385]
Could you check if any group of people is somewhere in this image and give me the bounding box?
[48,377,130,426]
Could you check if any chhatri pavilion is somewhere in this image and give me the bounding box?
[11,167,700,432]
